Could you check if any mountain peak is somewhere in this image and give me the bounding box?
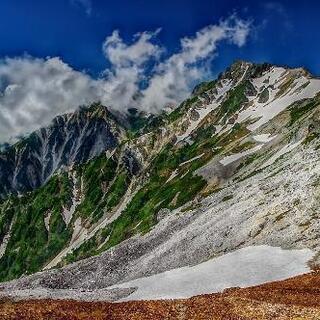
[0,102,124,199]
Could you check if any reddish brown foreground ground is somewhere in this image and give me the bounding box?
[1,272,320,319]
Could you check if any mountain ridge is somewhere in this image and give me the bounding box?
[0,59,313,201]
[0,103,125,199]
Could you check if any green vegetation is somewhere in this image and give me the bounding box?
[63,227,110,264]
[63,139,214,264]
[192,80,217,96]
[222,194,233,202]
[192,124,217,144]
[0,199,15,242]
[64,168,206,263]
[289,98,320,126]
[167,96,200,123]
[75,153,123,222]
[0,151,131,278]
[0,173,73,281]
[303,132,320,145]
[218,81,249,119]
[102,168,206,250]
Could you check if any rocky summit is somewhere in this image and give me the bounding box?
[1,61,320,317]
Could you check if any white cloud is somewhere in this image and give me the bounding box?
[0,56,104,142]
[0,15,251,143]
[140,15,251,112]
[103,29,162,68]
[100,29,162,111]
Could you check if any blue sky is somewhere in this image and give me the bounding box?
[0,0,319,142]
[1,0,319,75]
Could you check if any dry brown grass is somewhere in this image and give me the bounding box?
[2,272,320,319]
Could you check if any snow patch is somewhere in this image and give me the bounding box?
[61,171,81,226]
[166,170,179,183]
[252,134,276,143]
[219,145,263,166]
[176,79,232,143]
[261,140,302,169]
[238,77,320,131]
[0,217,15,259]
[179,153,204,166]
[113,246,313,301]
[44,210,52,232]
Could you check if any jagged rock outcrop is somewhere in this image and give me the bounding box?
[0,104,124,198]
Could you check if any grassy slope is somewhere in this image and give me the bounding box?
[0,174,72,281]
[0,75,254,278]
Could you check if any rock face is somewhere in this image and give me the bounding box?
[0,104,124,198]
[2,60,320,300]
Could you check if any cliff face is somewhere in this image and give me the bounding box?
[0,104,124,198]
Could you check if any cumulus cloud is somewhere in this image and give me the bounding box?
[101,29,162,111]
[0,15,251,143]
[0,56,105,142]
[140,15,251,112]
[103,29,162,67]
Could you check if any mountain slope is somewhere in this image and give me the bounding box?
[0,103,124,199]
[1,60,320,300]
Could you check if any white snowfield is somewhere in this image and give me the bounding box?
[112,245,313,301]
[61,171,80,226]
[238,68,320,132]
[176,66,320,146]
[44,210,52,232]
[252,134,275,143]
[261,140,302,169]
[219,145,263,166]
[165,169,179,183]
[179,153,204,166]
[176,79,232,143]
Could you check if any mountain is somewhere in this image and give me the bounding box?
[1,60,320,305]
[0,103,124,199]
